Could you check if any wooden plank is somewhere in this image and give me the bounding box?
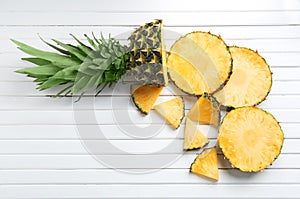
[0,95,297,111]
[3,38,300,53]
[1,0,300,11]
[0,11,299,26]
[0,139,295,154]
[0,154,296,169]
[0,169,300,184]
[0,80,298,96]
[0,108,297,125]
[0,123,296,139]
[0,184,299,198]
[1,26,300,40]
[0,123,296,140]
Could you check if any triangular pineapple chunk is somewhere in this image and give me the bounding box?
[154,97,184,129]
[187,93,220,126]
[184,118,209,150]
[190,147,219,181]
[131,85,163,114]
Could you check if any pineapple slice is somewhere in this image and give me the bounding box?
[187,93,220,126]
[167,31,232,95]
[190,147,219,181]
[154,97,184,129]
[184,118,209,150]
[214,47,272,108]
[131,85,163,114]
[218,107,284,172]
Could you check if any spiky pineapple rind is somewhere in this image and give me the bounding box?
[128,19,168,86]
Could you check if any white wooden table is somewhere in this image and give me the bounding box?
[1,0,300,198]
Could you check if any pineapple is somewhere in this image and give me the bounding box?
[190,147,219,181]
[218,107,284,172]
[131,85,163,114]
[187,93,220,126]
[167,31,232,96]
[213,47,272,108]
[128,19,168,86]
[154,97,184,129]
[13,20,167,96]
[184,118,209,150]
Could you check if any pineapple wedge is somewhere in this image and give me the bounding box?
[187,93,220,126]
[184,118,209,150]
[131,85,163,114]
[190,147,219,181]
[154,97,184,129]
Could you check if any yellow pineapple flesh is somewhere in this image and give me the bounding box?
[218,107,284,172]
[190,147,219,181]
[154,97,184,129]
[131,85,163,114]
[184,118,209,150]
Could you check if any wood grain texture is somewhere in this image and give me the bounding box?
[0,0,300,198]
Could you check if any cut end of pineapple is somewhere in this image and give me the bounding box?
[154,97,185,129]
[187,93,220,126]
[214,47,272,108]
[160,20,169,87]
[167,31,232,95]
[218,107,284,172]
[190,147,219,181]
[184,118,209,150]
[131,85,163,114]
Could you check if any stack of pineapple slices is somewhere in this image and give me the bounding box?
[132,29,284,181]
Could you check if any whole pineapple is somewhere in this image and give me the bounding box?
[13,20,168,96]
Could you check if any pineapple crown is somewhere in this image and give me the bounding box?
[13,33,130,97]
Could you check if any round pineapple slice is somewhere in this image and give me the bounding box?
[218,107,284,172]
[167,32,232,95]
[214,47,272,108]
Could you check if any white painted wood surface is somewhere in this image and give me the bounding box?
[1,0,300,198]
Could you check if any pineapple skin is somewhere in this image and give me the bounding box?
[128,19,168,86]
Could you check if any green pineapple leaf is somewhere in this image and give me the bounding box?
[39,36,70,55]
[38,78,68,91]
[52,39,87,61]
[22,57,51,66]
[16,64,61,76]
[69,34,92,55]
[11,39,80,68]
